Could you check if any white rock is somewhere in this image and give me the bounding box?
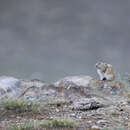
[91,125,100,130]
[54,75,93,87]
[0,76,21,97]
[0,76,20,91]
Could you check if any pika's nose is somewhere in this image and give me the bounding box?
[95,63,98,68]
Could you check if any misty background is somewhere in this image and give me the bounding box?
[0,0,130,82]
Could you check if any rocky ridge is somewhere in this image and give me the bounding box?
[0,75,130,129]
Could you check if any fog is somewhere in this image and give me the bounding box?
[0,0,130,82]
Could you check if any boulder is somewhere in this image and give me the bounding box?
[89,80,125,95]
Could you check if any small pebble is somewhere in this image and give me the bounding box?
[56,108,60,112]
[91,125,101,130]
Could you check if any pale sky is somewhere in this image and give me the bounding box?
[0,0,130,82]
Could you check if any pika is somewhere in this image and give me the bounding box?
[95,62,115,81]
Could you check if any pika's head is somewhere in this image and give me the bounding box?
[95,62,107,72]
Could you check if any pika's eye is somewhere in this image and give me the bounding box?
[104,63,108,67]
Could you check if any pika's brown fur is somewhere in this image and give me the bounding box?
[96,62,115,81]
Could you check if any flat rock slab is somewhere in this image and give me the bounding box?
[71,97,105,111]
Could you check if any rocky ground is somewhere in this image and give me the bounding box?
[0,75,130,130]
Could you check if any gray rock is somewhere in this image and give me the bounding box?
[20,79,46,88]
[22,87,56,101]
[0,77,49,100]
